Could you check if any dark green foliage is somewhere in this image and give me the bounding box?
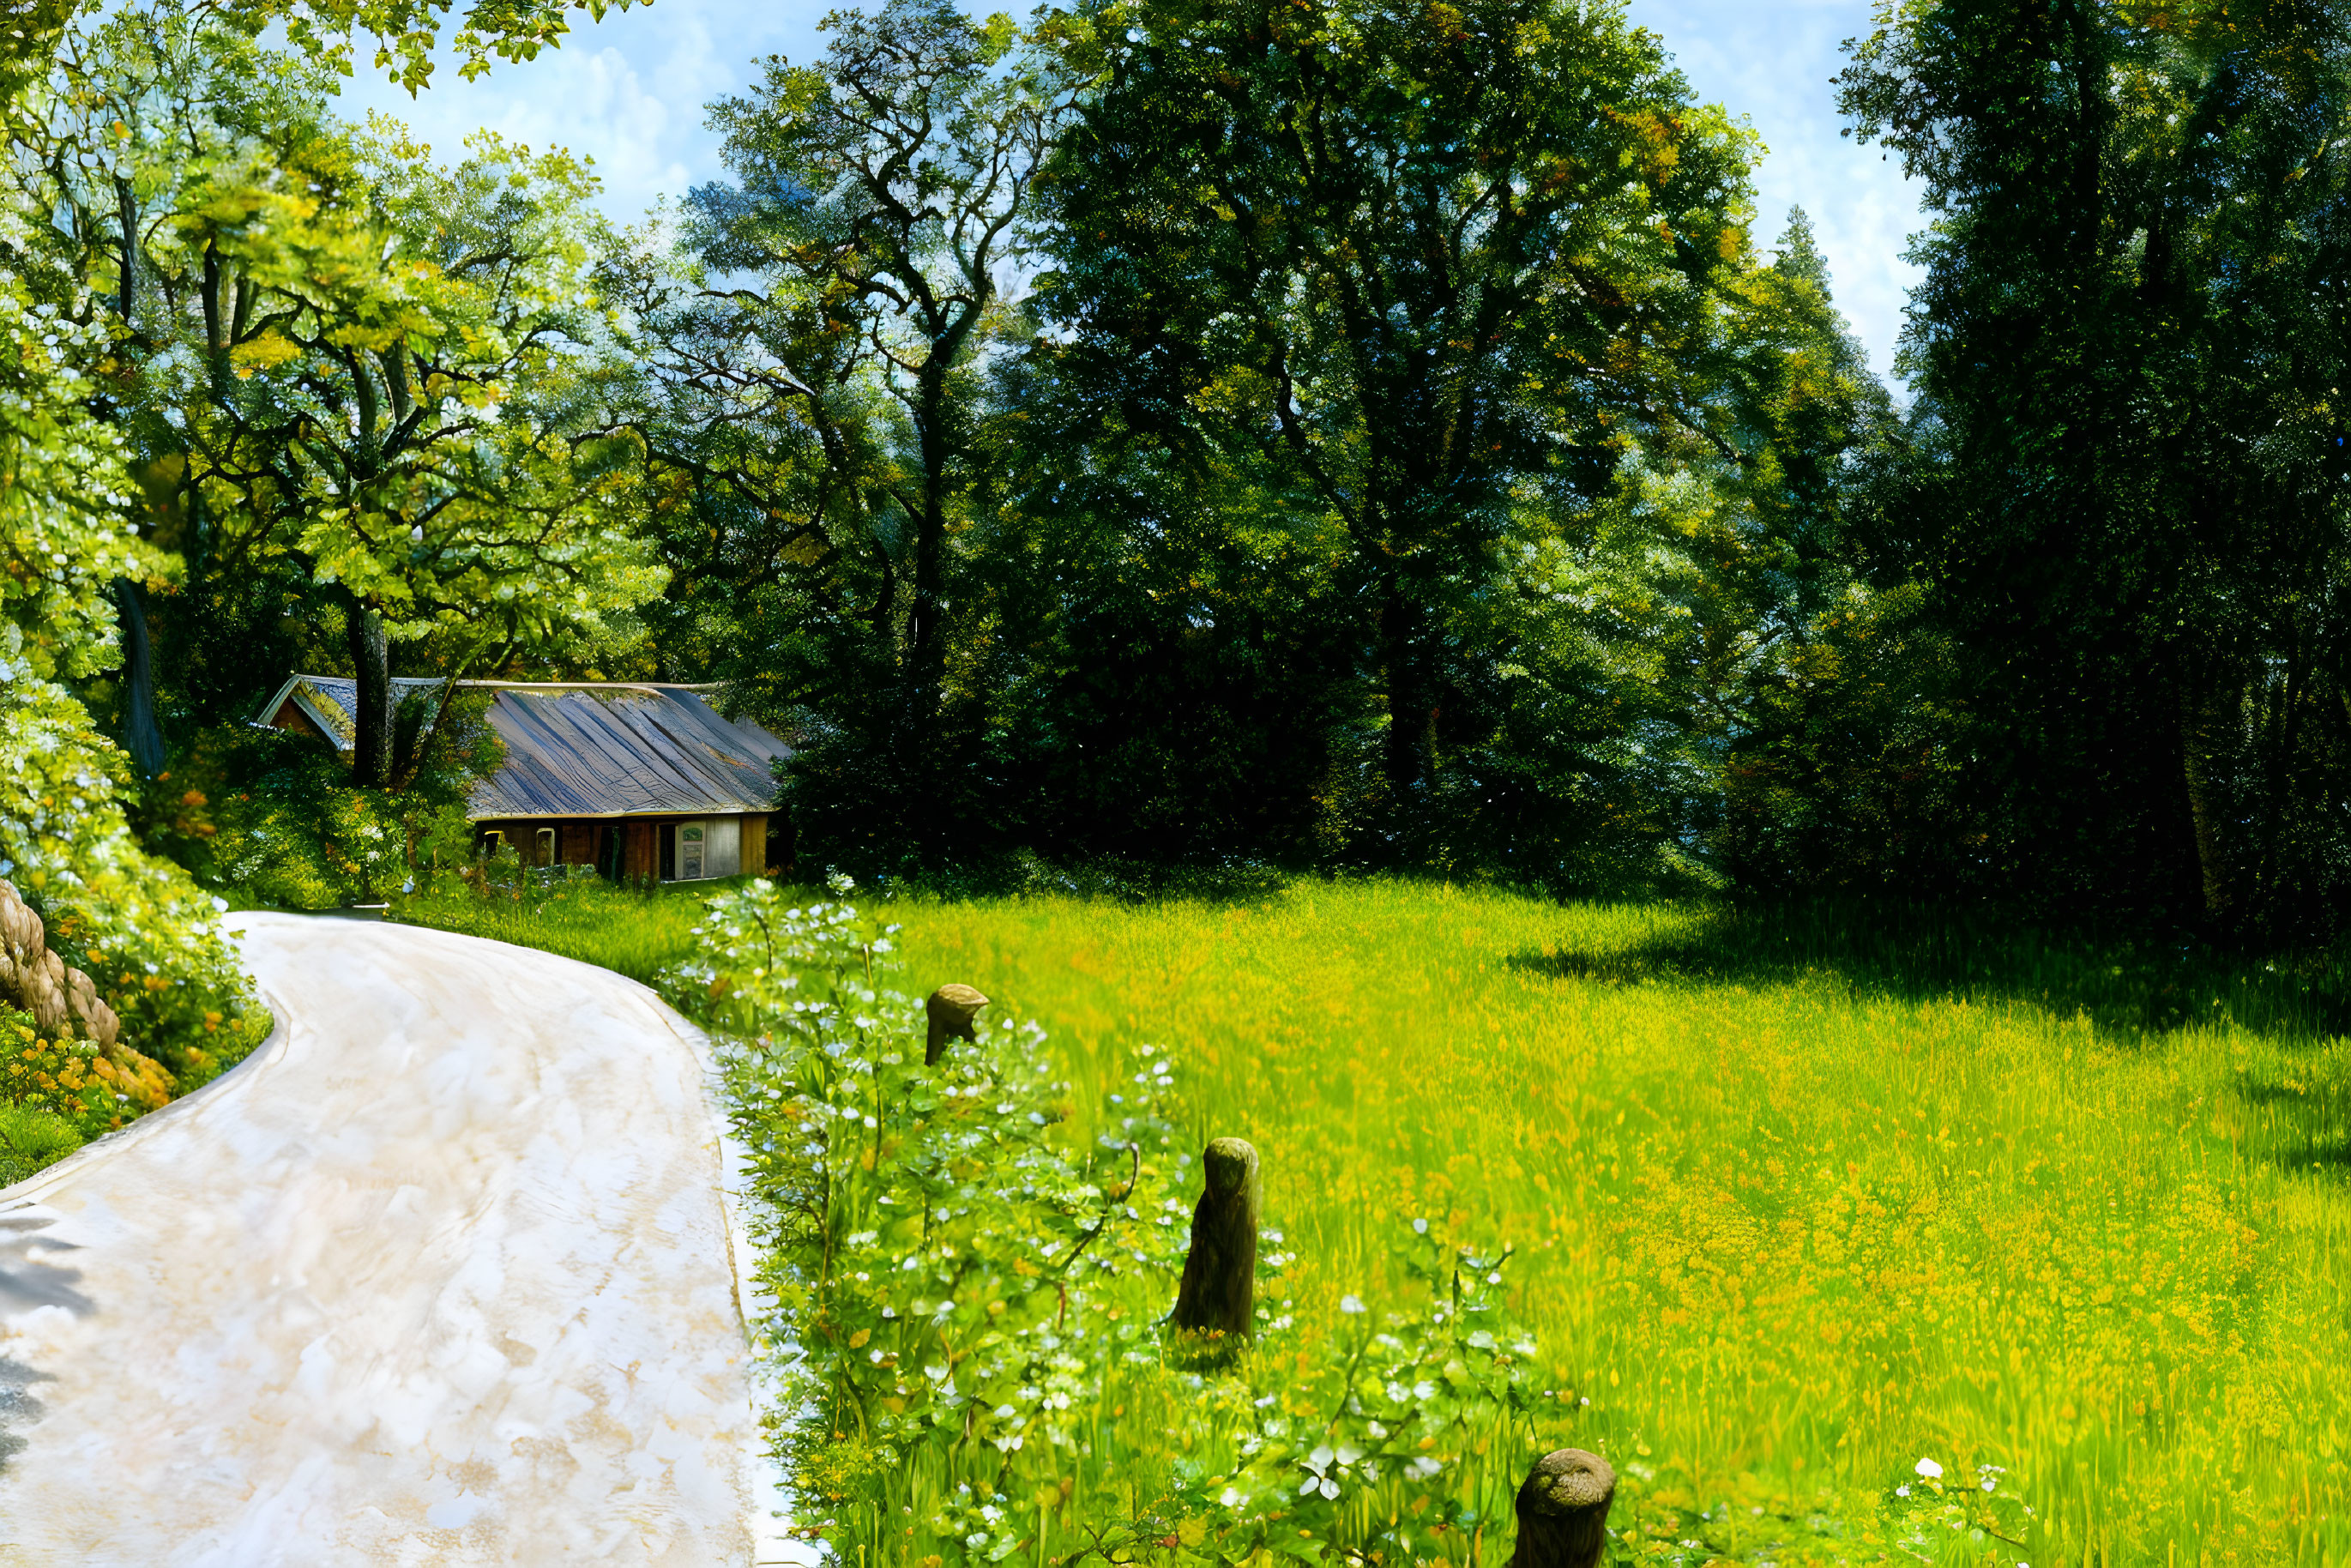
[955,377,1371,872]
[1834,0,2351,937]
[1034,0,1760,853]
[155,690,501,908]
[616,0,1914,902]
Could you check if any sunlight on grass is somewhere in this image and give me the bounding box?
[388,871,720,984]
[880,880,2351,1565]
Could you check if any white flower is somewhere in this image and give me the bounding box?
[1219,1487,1244,1507]
[1981,1478,1996,1493]
[1914,1457,1944,1480]
[1895,1485,1911,1498]
[1340,1294,1366,1315]
[1299,1444,1345,1500]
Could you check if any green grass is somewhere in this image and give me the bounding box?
[885,883,2351,1565]
[0,1102,82,1190]
[397,874,2351,1563]
[386,871,730,982]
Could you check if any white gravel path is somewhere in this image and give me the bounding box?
[0,913,802,1566]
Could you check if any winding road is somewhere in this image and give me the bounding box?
[0,914,799,1565]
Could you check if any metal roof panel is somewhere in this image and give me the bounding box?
[256,678,790,818]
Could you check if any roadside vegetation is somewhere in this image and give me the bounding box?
[388,864,719,984]
[396,875,2351,1565]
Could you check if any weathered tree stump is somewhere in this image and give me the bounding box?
[924,984,989,1066]
[1504,1449,1617,1568]
[1169,1136,1259,1340]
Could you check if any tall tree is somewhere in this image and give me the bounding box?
[10,5,666,787]
[1037,0,1759,842]
[0,0,642,1101]
[694,0,1071,714]
[1840,0,2351,932]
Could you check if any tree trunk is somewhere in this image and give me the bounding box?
[906,360,951,715]
[114,579,164,779]
[1505,1450,1617,1568]
[1170,1137,1258,1341]
[1381,581,1439,808]
[2179,672,2233,920]
[2253,639,2306,925]
[347,598,393,789]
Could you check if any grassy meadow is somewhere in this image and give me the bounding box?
[383,869,710,983]
[397,877,2351,1564]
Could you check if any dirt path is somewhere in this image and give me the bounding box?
[0,913,795,1566]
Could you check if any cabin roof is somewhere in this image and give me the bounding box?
[256,675,790,821]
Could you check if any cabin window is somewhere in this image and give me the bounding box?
[678,822,705,881]
[481,829,506,858]
[535,827,557,866]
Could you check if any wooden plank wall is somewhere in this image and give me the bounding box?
[472,817,775,881]
[622,821,659,882]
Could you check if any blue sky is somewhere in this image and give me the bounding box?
[339,0,1923,378]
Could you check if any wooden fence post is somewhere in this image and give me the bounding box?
[1504,1449,1617,1568]
[1170,1136,1259,1340]
[925,984,989,1066]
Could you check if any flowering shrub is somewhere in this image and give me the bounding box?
[1,671,265,1088]
[0,240,265,1126]
[670,877,1582,1567]
[1,1004,173,1139]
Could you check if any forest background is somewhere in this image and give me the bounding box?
[8,0,2351,1123]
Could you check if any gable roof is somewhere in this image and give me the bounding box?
[256,676,791,820]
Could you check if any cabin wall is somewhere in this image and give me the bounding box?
[703,820,739,878]
[624,822,659,881]
[472,813,769,883]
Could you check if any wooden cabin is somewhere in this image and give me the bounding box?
[257,676,790,882]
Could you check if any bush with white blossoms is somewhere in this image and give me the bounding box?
[667,877,1188,1556]
[1108,1232,1543,1567]
[672,877,1562,1567]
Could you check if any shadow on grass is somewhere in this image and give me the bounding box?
[1512,899,2351,1046]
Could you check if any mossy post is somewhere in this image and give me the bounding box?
[1170,1136,1259,1339]
[925,984,989,1066]
[1505,1450,1616,1568]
